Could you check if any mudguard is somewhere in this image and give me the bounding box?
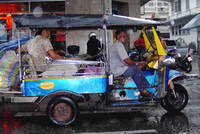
[168,70,185,89]
[37,90,85,112]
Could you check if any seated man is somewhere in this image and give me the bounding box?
[133,33,146,55]
[87,32,102,60]
[110,29,153,99]
[17,29,77,76]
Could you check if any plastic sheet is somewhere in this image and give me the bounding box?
[0,50,19,89]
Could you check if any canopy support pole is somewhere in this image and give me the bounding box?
[17,29,22,82]
[103,24,110,74]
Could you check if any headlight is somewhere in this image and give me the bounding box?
[162,57,176,66]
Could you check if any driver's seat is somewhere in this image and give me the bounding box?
[67,45,80,57]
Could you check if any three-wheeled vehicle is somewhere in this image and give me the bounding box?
[0,14,189,126]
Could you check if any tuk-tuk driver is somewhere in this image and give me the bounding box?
[17,29,67,74]
[110,29,153,99]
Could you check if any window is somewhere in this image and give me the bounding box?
[174,1,178,12]
[157,2,162,7]
[174,0,181,12]
[31,2,65,13]
[112,1,129,16]
[164,2,169,6]
[197,0,200,7]
[186,0,189,9]
[172,26,175,36]
[158,7,164,12]
[0,3,29,14]
[182,29,185,35]
[148,2,154,7]
[175,26,178,35]
[182,24,185,35]
[178,25,182,35]
[178,0,181,11]
[187,29,190,34]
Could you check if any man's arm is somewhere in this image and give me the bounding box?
[16,43,28,53]
[124,57,147,67]
[123,58,135,65]
[48,50,80,60]
[47,50,65,59]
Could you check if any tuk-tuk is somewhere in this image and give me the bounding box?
[0,14,189,126]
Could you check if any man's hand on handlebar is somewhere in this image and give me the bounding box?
[136,61,147,68]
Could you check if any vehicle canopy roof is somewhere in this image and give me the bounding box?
[13,14,160,29]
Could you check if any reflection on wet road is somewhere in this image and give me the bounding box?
[0,109,190,134]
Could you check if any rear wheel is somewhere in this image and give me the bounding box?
[161,84,188,112]
[47,96,78,126]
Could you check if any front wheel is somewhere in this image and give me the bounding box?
[161,84,188,112]
[47,96,78,126]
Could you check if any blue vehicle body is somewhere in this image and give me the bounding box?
[23,75,108,96]
[22,67,183,104]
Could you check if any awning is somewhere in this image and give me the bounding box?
[0,0,64,3]
[162,14,195,26]
[182,13,200,30]
[13,14,160,29]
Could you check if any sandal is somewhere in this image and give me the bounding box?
[139,90,153,101]
[140,90,153,97]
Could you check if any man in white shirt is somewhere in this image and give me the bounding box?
[18,29,78,77]
[20,29,66,73]
[110,29,153,98]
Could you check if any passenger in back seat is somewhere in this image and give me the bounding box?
[17,29,68,74]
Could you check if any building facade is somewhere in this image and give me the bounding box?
[168,0,200,47]
[64,0,146,53]
[141,0,171,38]
[0,0,150,53]
[141,0,171,20]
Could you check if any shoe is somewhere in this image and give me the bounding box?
[139,90,153,101]
[140,90,153,97]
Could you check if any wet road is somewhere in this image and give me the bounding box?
[0,56,200,134]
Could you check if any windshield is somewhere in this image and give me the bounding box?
[164,40,176,47]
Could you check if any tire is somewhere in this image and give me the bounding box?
[161,84,188,112]
[47,96,78,126]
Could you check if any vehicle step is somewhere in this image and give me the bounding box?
[0,89,22,94]
[80,105,159,114]
[0,97,38,103]
[110,86,157,90]
[110,100,157,107]
[15,111,45,117]
[79,129,157,134]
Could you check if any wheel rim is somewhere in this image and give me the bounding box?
[52,102,73,122]
[167,90,186,109]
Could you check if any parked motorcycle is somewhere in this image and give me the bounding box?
[167,48,192,73]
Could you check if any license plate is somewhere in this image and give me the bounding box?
[188,57,192,61]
